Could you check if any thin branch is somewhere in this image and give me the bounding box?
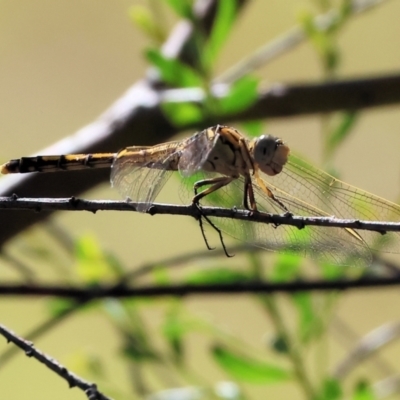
[333,321,400,379]
[0,324,112,400]
[332,316,399,379]
[217,0,391,83]
[0,244,258,367]
[1,196,400,234]
[1,277,400,298]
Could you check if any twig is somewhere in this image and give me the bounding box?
[0,324,112,400]
[333,322,400,379]
[333,321,400,379]
[2,277,400,298]
[1,196,400,234]
[218,0,391,83]
[0,244,257,367]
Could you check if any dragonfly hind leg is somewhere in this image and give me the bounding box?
[192,176,235,204]
[191,176,236,257]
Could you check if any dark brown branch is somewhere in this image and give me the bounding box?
[1,197,400,234]
[244,73,400,118]
[0,324,111,400]
[1,276,400,298]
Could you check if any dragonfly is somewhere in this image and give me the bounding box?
[2,125,400,266]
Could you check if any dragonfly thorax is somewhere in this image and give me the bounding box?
[252,135,290,176]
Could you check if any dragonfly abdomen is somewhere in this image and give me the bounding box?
[1,153,116,174]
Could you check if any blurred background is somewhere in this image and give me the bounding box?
[0,0,400,399]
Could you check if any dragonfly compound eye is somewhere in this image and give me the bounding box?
[254,135,280,163]
[253,135,290,176]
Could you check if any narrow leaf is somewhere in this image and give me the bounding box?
[164,0,194,19]
[129,6,166,43]
[212,345,291,384]
[292,292,319,343]
[74,235,114,283]
[162,305,186,363]
[319,378,343,400]
[161,101,203,127]
[186,268,250,285]
[326,112,358,156]
[352,380,375,400]
[241,120,264,138]
[202,0,238,69]
[217,75,259,115]
[146,48,203,87]
[270,252,302,282]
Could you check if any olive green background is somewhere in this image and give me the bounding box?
[1,1,400,399]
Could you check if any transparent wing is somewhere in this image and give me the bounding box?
[178,130,217,177]
[111,152,176,212]
[266,154,400,254]
[179,170,371,267]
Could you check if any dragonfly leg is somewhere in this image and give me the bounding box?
[192,176,235,204]
[253,171,290,213]
[243,174,258,212]
[192,202,234,258]
[191,175,236,258]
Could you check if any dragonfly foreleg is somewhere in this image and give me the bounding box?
[243,174,257,212]
[254,171,290,213]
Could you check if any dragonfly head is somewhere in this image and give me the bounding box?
[252,135,290,176]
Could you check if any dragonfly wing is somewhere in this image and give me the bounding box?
[178,129,217,177]
[177,168,371,266]
[264,154,400,254]
[111,153,175,212]
[251,179,372,266]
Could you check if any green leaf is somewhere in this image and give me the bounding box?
[217,75,259,115]
[270,252,303,282]
[202,0,238,70]
[162,304,186,363]
[212,344,291,384]
[47,298,96,317]
[74,235,114,284]
[152,265,171,286]
[68,351,105,378]
[129,6,166,44]
[320,262,348,280]
[292,292,319,343]
[241,120,264,138]
[47,298,76,317]
[352,380,375,400]
[161,101,204,127]
[326,112,358,157]
[164,0,194,19]
[146,48,203,87]
[122,336,159,362]
[186,268,250,285]
[298,10,340,72]
[319,378,343,400]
